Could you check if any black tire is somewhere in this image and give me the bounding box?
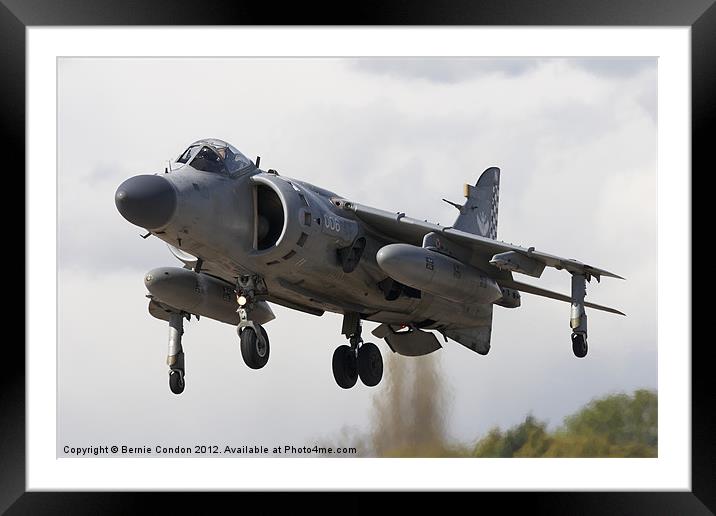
[571,333,588,358]
[169,370,185,395]
[357,342,383,387]
[332,345,358,389]
[241,325,270,369]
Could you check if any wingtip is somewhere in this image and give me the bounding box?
[585,266,624,281]
[603,306,626,316]
[597,270,625,281]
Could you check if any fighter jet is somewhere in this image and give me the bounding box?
[115,138,624,395]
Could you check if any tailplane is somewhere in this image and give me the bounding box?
[452,167,500,239]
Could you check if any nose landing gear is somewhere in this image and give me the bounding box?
[236,274,270,370]
[332,312,383,389]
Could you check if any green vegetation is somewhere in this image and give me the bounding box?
[371,389,658,458]
[327,353,657,458]
[470,389,657,458]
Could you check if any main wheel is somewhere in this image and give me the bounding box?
[240,325,270,369]
[357,342,383,387]
[332,345,358,389]
[169,370,185,395]
[571,333,588,358]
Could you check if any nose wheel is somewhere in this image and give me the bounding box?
[240,324,270,369]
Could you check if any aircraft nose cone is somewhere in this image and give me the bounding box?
[115,175,177,229]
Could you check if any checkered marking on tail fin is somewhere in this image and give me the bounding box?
[453,167,500,239]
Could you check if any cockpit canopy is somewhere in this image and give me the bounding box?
[176,138,253,174]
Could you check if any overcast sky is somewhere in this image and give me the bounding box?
[57,57,656,456]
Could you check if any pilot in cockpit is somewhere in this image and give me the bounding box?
[192,146,225,173]
[176,139,252,175]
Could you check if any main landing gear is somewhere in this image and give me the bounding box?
[236,274,270,370]
[332,312,383,389]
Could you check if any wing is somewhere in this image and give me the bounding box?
[342,201,623,282]
[501,279,625,315]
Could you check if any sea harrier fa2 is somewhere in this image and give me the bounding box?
[115,138,624,394]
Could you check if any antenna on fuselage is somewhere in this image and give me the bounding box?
[256,156,261,168]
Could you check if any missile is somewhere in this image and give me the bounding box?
[376,243,503,305]
[144,267,275,325]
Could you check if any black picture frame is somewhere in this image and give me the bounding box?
[5,0,708,513]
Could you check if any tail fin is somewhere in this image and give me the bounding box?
[452,167,500,239]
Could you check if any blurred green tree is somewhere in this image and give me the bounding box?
[471,390,657,458]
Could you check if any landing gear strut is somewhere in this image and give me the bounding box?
[167,311,186,394]
[236,274,270,369]
[570,273,588,358]
[332,312,383,389]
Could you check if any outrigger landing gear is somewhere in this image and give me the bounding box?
[571,332,588,358]
[235,274,270,370]
[570,273,589,358]
[332,312,383,389]
[167,311,187,394]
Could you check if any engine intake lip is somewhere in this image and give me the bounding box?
[251,175,289,253]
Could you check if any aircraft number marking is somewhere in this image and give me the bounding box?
[324,214,341,233]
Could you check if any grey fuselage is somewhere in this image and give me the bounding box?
[142,162,492,331]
